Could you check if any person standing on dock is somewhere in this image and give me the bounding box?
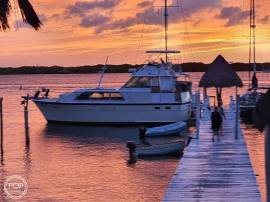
[217,103,226,120]
[211,107,222,142]
[217,103,226,135]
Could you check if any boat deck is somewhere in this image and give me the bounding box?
[163,105,261,201]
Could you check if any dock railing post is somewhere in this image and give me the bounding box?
[266,125,270,202]
[196,91,200,139]
[235,95,240,139]
[0,98,3,158]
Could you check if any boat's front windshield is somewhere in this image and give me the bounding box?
[176,74,190,82]
[123,76,151,88]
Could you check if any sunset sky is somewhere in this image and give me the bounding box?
[0,0,269,66]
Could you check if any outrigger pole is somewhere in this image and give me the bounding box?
[164,0,169,63]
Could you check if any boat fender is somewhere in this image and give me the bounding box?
[126,141,136,164]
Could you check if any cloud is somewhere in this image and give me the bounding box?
[137,1,153,8]
[216,7,249,27]
[177,0,222,16]
[65,0,121,17]
[80,15,109,27]
[61,0,222,33]
[95,0,222,33]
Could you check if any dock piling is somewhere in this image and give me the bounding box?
[0,98,3,158]
[235,94,240,139]
[195,91,200,139]
[266,125,270,202]
[22,95,30,146]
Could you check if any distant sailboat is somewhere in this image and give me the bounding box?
[240,0,269,123]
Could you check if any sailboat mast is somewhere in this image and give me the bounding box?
[164,0,168,63]
[250,0,257,73]
[248,0,252,88]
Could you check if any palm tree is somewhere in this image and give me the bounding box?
[0,0,42,30]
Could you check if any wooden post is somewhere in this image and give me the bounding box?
[24,99,29,130]
[196,91,200,139]
[0,98,3,157]
[266,125,270,202]
[23,96,30,146]
[235,87,239,139]
[203,87,207,101]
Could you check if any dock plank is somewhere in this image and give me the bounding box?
[163,108,261,202]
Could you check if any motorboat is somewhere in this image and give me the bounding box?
[32,64,192,124]
[136,140,185,157]
[31,0,193,125]
[240,87,268,123]
[146,122,187,137]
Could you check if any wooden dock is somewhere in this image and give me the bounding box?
[163,104,262,201]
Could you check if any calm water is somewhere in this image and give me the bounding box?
[0,72,268,201]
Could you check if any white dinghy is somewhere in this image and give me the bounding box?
[146,122,187,137]
[136,141,185,157]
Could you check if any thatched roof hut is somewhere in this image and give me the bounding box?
[199,55,243,88]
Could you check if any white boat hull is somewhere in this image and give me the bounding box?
[146,122,187,137]
[34,100,191,124]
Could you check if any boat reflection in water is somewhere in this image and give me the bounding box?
[42,124,183,153]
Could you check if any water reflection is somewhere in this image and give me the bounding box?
[0,72,267,201]
[42,124,139,144]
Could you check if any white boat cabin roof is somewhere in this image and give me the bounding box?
[74,88,119,93]
[134,62,177,77]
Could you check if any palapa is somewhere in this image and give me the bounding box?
[199,55,243,88]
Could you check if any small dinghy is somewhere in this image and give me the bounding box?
[126,141,185,158]
[137,141,185,156]
[146,122,187,137]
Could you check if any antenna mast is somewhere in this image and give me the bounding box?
[249,0,258,88]
[250,0,257,73]
[164,0,168,63]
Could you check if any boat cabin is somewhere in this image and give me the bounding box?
[120,62,191,103]
[58,62,191,104]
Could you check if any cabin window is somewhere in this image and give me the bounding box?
[76,92,90,100]
[124,77,150,88]
[150,77,159,86]
[90,92,104,99]
[150,77,160,92]
[110,93,124,100]
[181,92,191,103]
[176,81,192,92]
[90,92,124,100]
[76,92,124,100]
